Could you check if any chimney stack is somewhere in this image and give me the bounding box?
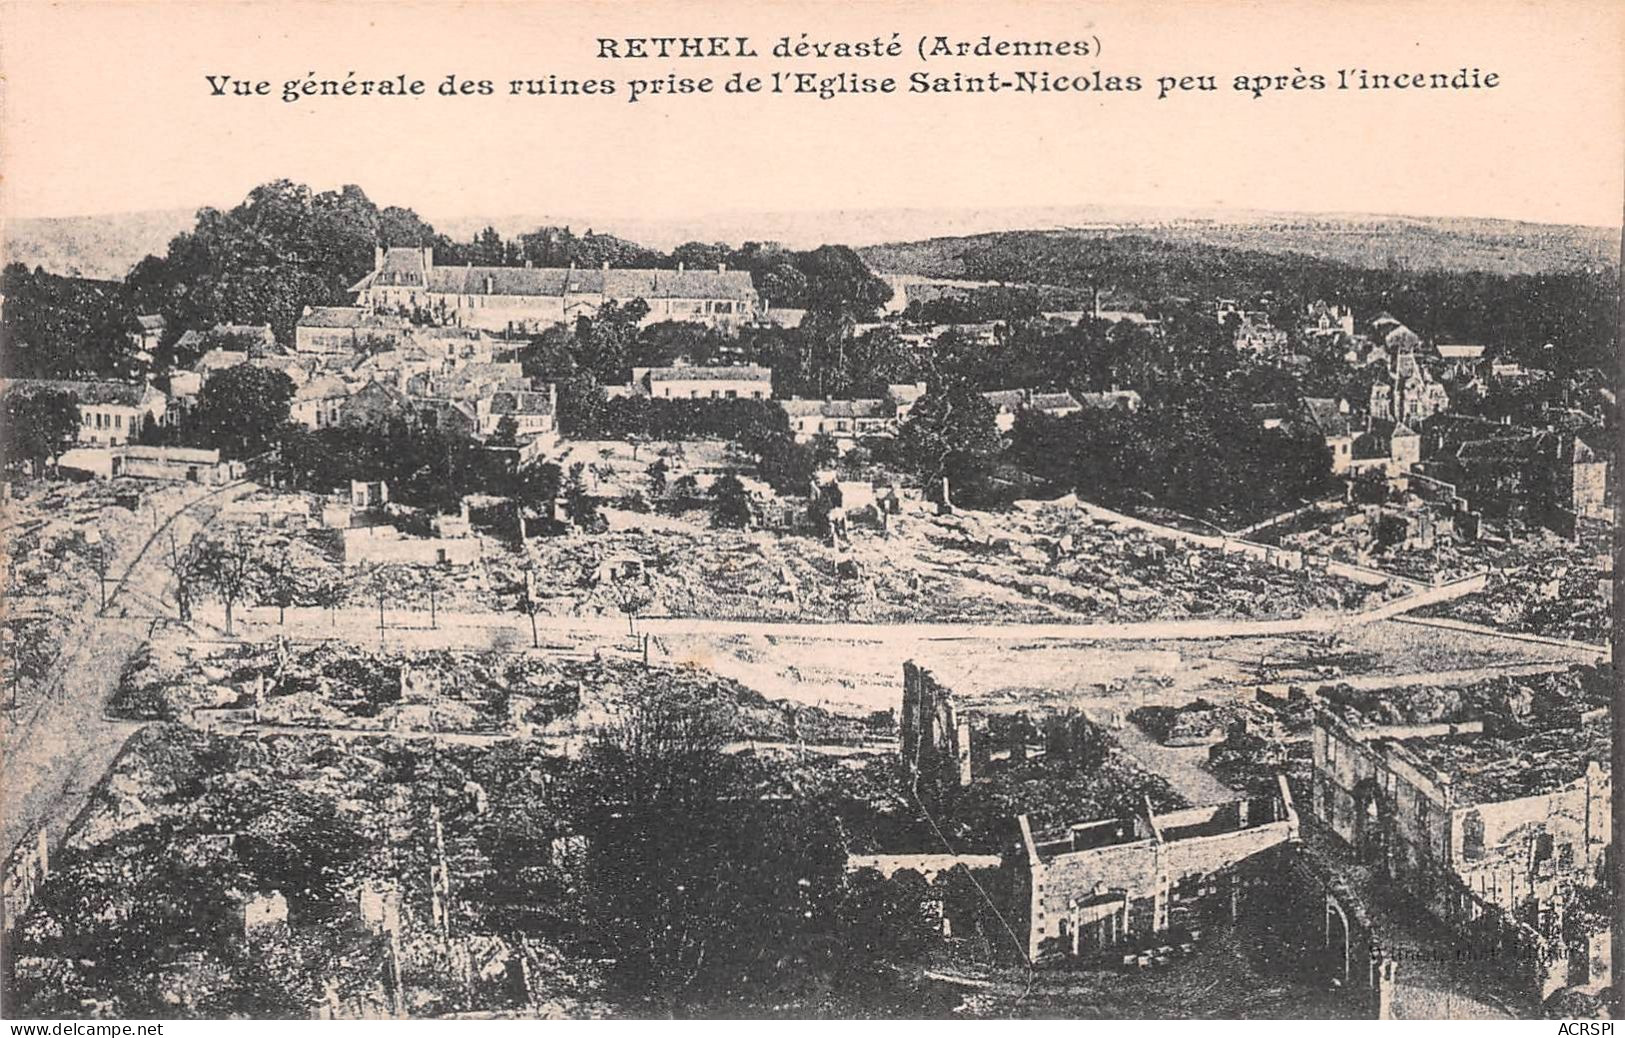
[718,262,726,273]
[678,261,685,273]
[374,245,385,269]
[601,261,610,271]
[421,245,433,271]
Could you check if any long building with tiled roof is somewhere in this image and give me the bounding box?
[349,247,760,334]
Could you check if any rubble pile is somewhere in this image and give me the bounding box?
[1130,698,1274,746]
[1206,726,1309,799]
[10,724,611,1018]
[1400,718,1610,803]
[1314,666,1610,730]
[0,478,156,702]
[950,739,1190,846]
[1420,532,1610,644]
[1273,501,1485,584]
[912,505,1388,622]
[112,638,869,744]
[1277,505,1610,644]
[273,493,1397,627]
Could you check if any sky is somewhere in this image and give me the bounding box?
[1,0,1622,230]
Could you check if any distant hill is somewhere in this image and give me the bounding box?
[7,203,1617,282]
[3,208,198,280]
[860,214,1619,280]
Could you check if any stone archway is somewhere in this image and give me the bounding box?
[1325,895,1352,986]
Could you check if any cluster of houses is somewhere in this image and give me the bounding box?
[774,384,1115,451]
[1229,301,1614,543]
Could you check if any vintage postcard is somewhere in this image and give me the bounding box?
[0,0,1620,1024]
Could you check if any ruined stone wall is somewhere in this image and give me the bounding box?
[845,853,1004,883]
[900,661,960,806]
[1280,845,1390,1018]
[1437,871,1571,1003]
[1449,763,1610,917]
[1161,820,1297,886]
[1571,460,1609,520]
[1025,837,1161,960]
[1311,715,1452,886]
[1021,810,1295,961]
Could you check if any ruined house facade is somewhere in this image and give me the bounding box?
[1313,710,1610,919]
[1417,424,1612,537]
[900,662,1103,811]
[1011,783,1300,962]
[1312,709,1612,997]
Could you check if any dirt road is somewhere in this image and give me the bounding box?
[1,481,255,859]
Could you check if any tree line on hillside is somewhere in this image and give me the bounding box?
[0,265,146,379]
[935,231,1618,374]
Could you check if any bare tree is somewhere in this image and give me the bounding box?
[163,530,204,623]
[614,582,653,637]
[351,562,411,637]
[308,567,347,627]
[511,565,543,648]
[419,565,451,630]
[195,532,261,635]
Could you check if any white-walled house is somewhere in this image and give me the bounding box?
[0,379,168,446]
[633,365,773,400]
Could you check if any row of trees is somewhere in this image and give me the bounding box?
[945,231,1619,375]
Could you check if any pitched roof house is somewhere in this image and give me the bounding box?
[350,247,759,333]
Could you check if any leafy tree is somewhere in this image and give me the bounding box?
[128,181,448,344]
[711,473,754,528]
[1,263,143,379]
[308,568,347,627]
[838,868,939,962]
[191,365,296,459]
[895,384,1004,507]
[562,462,599,529]
[256,552,298,625]
[789,245,893,317]
[572,300,651,383]
[468,226,508,266]
[511,461,563,517]
[670,474,700,502]
[194,532,262,635]
[488,415,519,447]
[646,458,669,499]
[756,433,819,496]
[1,389,80,473]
